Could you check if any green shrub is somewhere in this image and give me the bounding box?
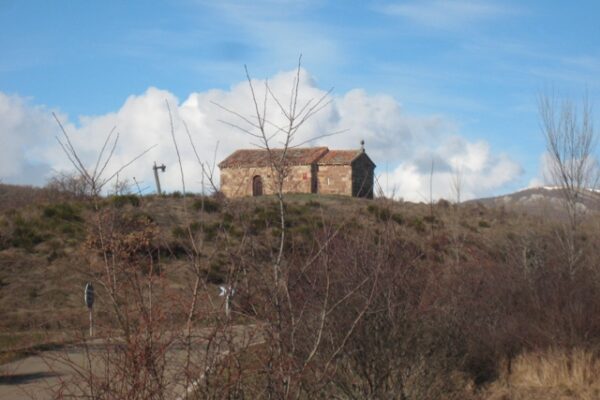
[306,200,321,208]
[291,224,313,239]
[478,220,491,228]
[110,195,140,208]
[409,217,426,233]
[254,205,265,214]
[172,226,187,239]
[344,218,361,231]
[253,206,280,228]
[167,243,189,258]
[192,198,221,213]
[206,261,227,284]
[40,203,84,238]
[223,212,234,224]
[133,212,155,223]
[42,203,82,221]
[28,287,39,299]
[366,204,391,221]
[172,222,203,239]
[58,223,79,236]
[423,215,436,224]
[204,222,220,242]
[11,225,44,249]
[248,218,266,235]
[46,239,65,262]
[391,213,405,225]
[286,203,309,216]
[206,254,228,284]
[10,216,45,249]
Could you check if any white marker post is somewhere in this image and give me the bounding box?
[219,285,235,317]
[84,282,95,337]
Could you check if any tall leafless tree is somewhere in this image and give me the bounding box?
[215,57,379,398]
[538,91,599,274]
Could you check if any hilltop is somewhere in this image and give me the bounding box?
[0,187,526,354]
[0,188,519,331]
[1,184,600,399]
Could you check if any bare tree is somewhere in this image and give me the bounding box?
[53,112,155,197]
[450,164,463,206]
[215,55,331,326]
[46,171,93,198]
[42,104,261,400]
[449,165,465,267]
[215,57,380,399]
[538,91,599,274]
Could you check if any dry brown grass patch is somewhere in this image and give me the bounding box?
[485,348,600,400]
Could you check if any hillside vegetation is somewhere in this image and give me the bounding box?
[1,184,600,399]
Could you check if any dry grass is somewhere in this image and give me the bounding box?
[0,191,555,337]
[3,185,600,397]
[485,349,600,400]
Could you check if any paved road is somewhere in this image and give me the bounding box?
[0,326,262,400]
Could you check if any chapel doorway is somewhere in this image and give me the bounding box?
[252,175,263,196]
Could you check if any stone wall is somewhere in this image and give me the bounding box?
[317,165,352,196]
[220,157,373,198]
[351,154,374,198]
[220,165,314,198]
[283,165,314,194]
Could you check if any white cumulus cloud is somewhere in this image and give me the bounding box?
[379,136,522,202]
[0,68,522,200]
[0,93,60,182]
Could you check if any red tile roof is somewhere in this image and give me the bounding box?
[317,150,362,165]
[218,147,329,168]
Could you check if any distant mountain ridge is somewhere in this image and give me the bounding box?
[470,186,600,217]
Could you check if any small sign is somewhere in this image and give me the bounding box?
[84,282,94,309]
[219,285,235,317]
[219,285,235,298]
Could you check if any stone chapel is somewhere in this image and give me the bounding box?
[218,143,375,198]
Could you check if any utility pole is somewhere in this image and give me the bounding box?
[152,162,166,195]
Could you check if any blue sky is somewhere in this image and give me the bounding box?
[1,0,599,199]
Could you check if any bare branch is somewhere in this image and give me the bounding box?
[211,101,261,130]
[289,129,348,149]
[217,120,262,139]
[266,81,291,120]
[101,144,157,186]
[92,126,117,179]
[94,131,120,184]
